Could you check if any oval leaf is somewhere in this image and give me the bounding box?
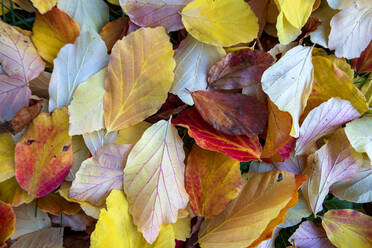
[0,200,15,244]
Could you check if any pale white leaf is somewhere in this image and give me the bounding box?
[345,116,372,161]
[289,221,335,248]
[82,129,118,155]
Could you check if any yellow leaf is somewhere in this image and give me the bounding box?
[198,171,306,248]
[172,217,191,241]
[181,0,258,47]
[114,121,151,145]
[107,0,120,5]
[361,78,372,107]
[0,177,33,207]
[90,190,175,248]
[322,209,372,248]
[0,133,15,183]
[275,0,316,44]
[104,27,175,132]
[68,68,107,135]
[307,55,368,115]
[32,7,80,64]
[30,0,57,14]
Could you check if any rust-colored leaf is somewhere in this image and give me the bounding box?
[351,40,372,73]
[99,17,129,52]
[207,49,274,90]
[38,193,81,216]
[192,91,268,137]
[173,108,262,161]
[185,145,241,218]
[7,102,42,135]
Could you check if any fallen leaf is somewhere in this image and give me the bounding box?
[57,0,109,32]
[69,143,132,206]
[331,168,372,203]
[28,71,51,99]
[104,27,175,132]
[280,192,311,228]
[0,200,15,244]
[0,20,45,121]
[83,129,118,155]
[345,116,372,161]
[262,45,313,137]
[66,135,90,182]
[173,108,262,161]
[296,98,360,156]
[0,133,15,183]
[328,0,372,59]
[15,107,73,197]
[302,129,363,215]
[322,209,372,248]
[7,102,42,135]
[68,68,107,135]
[198,170,306,248]
[361,79,372,107]
[11,227,63,248]
[296,16,321,44]
[123,119,189,243]
[90,190,175,248]
[247,0,269,36]
[114,121,151,145]
[307,55,368,115]
[170,35,225,105]
[185,145,241,218]
[32,7,80,64]
[274,152,306,175]
[99,17,129,52]
[51,212,94,231]
[207,49,274,90]
[30,0,57,14]
[11,203,51,239]
[120,0,191,32]
[172,216,191,241]
[275,0,316,44]
[289,220,335,248]
[0,177,33,207]
[38,193,81,216]
[48,29,109,112]
[261,99,292,160]
[192,91,268,137]
[310,0,338,48]
[181,0,258,46]
[351,41,372,73]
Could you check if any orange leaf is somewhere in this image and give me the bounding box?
[38,193,81,216]
[32,8,80,64]
[173,108,262,161]
[15,107,72,197]
[99,17,129,52]
[185,145,241,218]
[198,171,306,248]
[0,200,15,244]
[261,99,292,159]
[192,91,268,137]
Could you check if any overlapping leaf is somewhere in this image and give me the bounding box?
[296,98,360,156]
[30,0,57,14]
[0,200,15,244]
[32,7,80,64]
[192,91,268,137]
[345,116,372,161]
[123,119,189,243]
[207,49,274,90]
[173,108,262,161]
[99,17,129,52]
[0,177,33,207]
[83,129,118,155]
[322,209,372,248]
[114,121,151,145]
[181,0,259,47]
[289,221,335,248]
[11,227,63,248]
[302,129,363,214]
[15,107,73,197]
[68,68,107,135]
[48,29,109,112]
[91,190,175,248]
[198,170,306,248]
[185,145,241,218]
[262,45,313,137]
[0,133,15,183]
[104,27,175,132]
[120,0,191,32]
[170,35,225,105]
[38,193,80,216]
[69,143,132,206]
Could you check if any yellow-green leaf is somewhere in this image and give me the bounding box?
[90,190,175,248]
[0,133,15,183]
[181,0,258,47]
[104,27,175,132]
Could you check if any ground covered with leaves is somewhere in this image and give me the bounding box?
[0,0,371,247]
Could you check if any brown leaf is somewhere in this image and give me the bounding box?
[296,17,322,44]
[351,40,372,73]
[7,102,42,134]
[99,17,129,52]
[192,91,268,137]
[207,49,274,90]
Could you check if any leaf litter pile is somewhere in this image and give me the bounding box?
[0,0,371,247]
